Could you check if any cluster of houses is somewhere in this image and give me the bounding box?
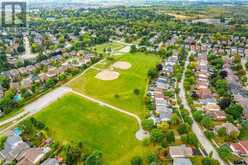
[185,35,248,57]
[194,53,226,121]
[148,52,178,124]
[0,52,93,99]
[223,59,248,119]
[0,130,60,165]
[169,145,194,165]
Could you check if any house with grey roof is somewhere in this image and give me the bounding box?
[41,158,59,165]
[173,158,192,165]
[0,133,30,162]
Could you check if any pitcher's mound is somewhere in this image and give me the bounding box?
[112,61,132,70]
[95,70,120,81]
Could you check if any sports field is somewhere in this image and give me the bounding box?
[68,53,160,117]
[35,93,148,164]
[93,42,125,55]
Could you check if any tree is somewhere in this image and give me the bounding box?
[225,103,243,120]
[130,45,137,53]
[150,129,164,143]
[156,64,163,71]
[171,114,179,125]
[193,111,204,122]
[166,130,175,143]
[177,123,190,134]
[218,97,231,110]
[217,127,226,137]
[158,121,169,131]
[0,136,7,150]
[85,151,102,165]
[147,153,157,164]
[219,70,228,79]
[142,119,154,131]
[229,131,239,140]
[205,130,215,140]
[131,156,143,165]
[133,88,140,95]
[217,146,232,161]
[182,133,199,147]
[201,116,214,129]
[147,68,158,79]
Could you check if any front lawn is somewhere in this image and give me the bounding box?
[35,93,149,164]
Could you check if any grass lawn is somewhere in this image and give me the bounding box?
[67,52,160,117]
[92,42,124,55]
[35,93,150,165]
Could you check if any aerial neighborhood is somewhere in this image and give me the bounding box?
[0,0,248,164]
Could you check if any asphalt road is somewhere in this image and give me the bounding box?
[178,52,226,165]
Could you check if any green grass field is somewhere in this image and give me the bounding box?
[35,93,149,164]
[68,53,160,117]
[92,42,124,55]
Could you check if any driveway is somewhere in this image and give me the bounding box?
[179,52,226,165]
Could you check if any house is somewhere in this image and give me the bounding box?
[169,145,193,158]
[206,111,226,121]
[10,82,20,90]
[173,158,192,165]
[203,103,220,112]
[0,133,30,162]
[196,88,212,99]
[230,140,248,156]
[39,73,48,82]
[16,147,50,165]
[21,77,33,89]
[47,68,58,78]
[215,123,240,136]
[41,158,59,165]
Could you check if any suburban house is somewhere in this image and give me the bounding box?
[41,158,59,165]
[206,111,226,121]
[203,103,221,112]
[16,147,50,165]
[169,145,193,158]
[173,158,192,165]
[0,133,30,162]
[21,77,33,89]
[215,123,240,136]
[230,140,248,156]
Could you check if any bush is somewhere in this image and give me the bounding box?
[142,119,154,131]
[177,123,190,134]
[134,88,140,95]
[131,156,143,165]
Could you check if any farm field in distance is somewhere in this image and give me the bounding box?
[35,93,149,165]
[68,52,160,117]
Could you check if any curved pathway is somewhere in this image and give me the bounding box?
[179,51,226,165]
[71,90,149,141]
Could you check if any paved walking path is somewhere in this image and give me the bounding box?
[179,51,226,165]
[71,90,149,141]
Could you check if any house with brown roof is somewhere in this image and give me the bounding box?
[203,103,220,112]
[21,78,33,89]
[169,145,193,158]
[10,82,20,90]
[16,147,50,165]
[206,111,226,121]
[47,68,58,78]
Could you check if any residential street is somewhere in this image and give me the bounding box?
[179,51,226,165]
